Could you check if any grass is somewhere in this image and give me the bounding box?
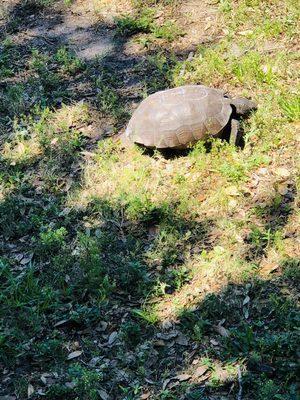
[116,7,183,43]
[0,0,299,398]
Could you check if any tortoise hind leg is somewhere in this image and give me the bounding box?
[229,118,240,146]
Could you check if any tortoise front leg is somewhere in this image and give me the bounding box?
[229,118,240,146]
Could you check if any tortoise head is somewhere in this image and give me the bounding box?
[230,97,257,116]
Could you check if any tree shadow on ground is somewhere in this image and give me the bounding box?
[172,270,299,400]
[1,177,299,398]
[0,0,186,122]
[0,188,217,397]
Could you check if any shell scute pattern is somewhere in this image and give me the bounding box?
[126,85,232,149]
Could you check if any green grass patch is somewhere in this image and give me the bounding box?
[116,8,183,42]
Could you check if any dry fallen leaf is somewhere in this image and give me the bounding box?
[243,295,250,306]
[277,183,289,195]
[174,373,191,382]
[67,350,83,360]
[96,321,108,332]
[148,225,159,238]
[156,331,178,340]
[20,254,33,265]
[162,378,172,390]
[27,384,34,398]
[40,373,51,385]
[140,393,151,399]
[65,382,76,389]
[275,167,290,180]
[228,199,237,208]
[213,324,230,338]
[168,381,180,389]
[98,389,109,400]
[260,261,279,275]
[108,331,118,345]
[175,333,189,346]
[193,365,209,378]
[153,340,165,347]
[161,320,173,330]
[54,319,69,327]
[225,185,240,196]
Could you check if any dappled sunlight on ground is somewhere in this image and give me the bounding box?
[0,0,299,398]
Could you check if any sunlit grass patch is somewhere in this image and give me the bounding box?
[1,102,90,169]
[174,46,290,90]
[2,136,42,166]
[279,94,300,122]
[91,0,133,18]
[221,0,299,39]
[155,245,257,320]
[71,140,206,218]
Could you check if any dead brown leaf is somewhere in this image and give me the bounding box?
[108,331,118,345]
[140,393,151,399]
[193,365,209,378]
[67,350,83,360]
[174,373,191,382]
[213,324,230,338]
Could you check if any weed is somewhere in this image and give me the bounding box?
[132,307,159,324]
[279,94,300,121]
[121,321,142,346]
[24,0,55,8]
[0,84,26,117]
[38,227,68,256]
[0,38,18,78]
[281,258,300,281]
[56,46,85,74]
[0,260,59,366]
[248,226,272,253]
[95,72,129,124]
[116,9,155,35]
[61,364,104,400]
[168,265,190,290]
[29,49,50,73]
[116,8,182,42]
[256,379,283,400]
[219,0,232,13]
[158,390,177,400]
[32,338,65,362]
[152,20,183,41]
[142,52,177,93]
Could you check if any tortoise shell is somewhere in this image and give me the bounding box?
[125,85,233,149]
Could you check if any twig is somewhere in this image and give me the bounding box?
[237,365,243,400]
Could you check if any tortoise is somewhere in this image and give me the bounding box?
[124,85,257,149]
